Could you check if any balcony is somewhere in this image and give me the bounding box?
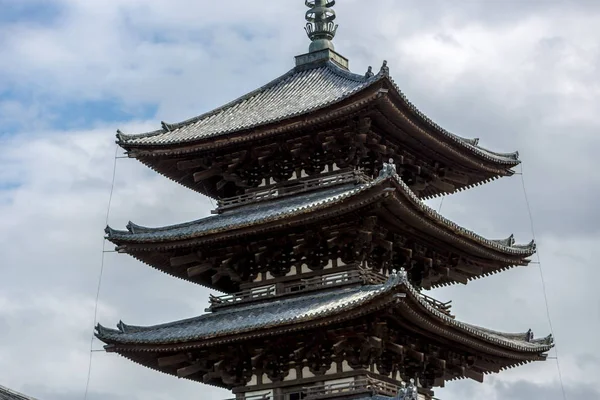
[207,269,384,311]
[225,376,438,399]
[215,170,370,212]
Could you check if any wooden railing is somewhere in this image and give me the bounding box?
[208,268,452,318]
[304,377,400,399]
[225,377,405,400]
[216,170,370,211]
[420,292,453,317]
[208,269,382,310]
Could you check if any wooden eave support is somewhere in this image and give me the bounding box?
[187,263,213,278]
[430,177,455,193]
[439,267,469,285]
[177,361,206,378]
[464,368,485,383]
[158,353,189,367]
[427,356,446,370]
[454,261,483,275]
[177,159,205,171]
[407,346,425,362]
[442,170,470,185]
[171,253,201,267]
[413,254,433,269]
[386,342,404,355]
[193,168,221,182]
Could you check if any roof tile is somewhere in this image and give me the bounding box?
[96,270,553,353]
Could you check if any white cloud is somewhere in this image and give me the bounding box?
[1,1,598,399]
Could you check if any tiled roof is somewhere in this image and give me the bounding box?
[0,386,37,400]
[106,181,372,243]
[116,60,518,165]
[105,172,536,257]
[97,274,398,345]
[117,61,375,146]
[95,269,553,354]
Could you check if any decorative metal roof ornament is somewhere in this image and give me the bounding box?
[379,158,397,178]
[305,0,338,52]
[526,329,534,342]
[396,378,418,400]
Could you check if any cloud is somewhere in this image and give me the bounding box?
[1,1,598,399]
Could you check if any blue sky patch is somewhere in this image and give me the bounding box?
[0,0,63,26]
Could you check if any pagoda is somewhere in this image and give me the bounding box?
[96,2,554,399]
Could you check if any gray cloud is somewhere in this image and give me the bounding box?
[1,1,598,399]
[495,379,600,400]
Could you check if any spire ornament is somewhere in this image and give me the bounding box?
[304,0,338,53]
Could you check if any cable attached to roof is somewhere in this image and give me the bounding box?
[83,144,119,400]
[519,163,567,400]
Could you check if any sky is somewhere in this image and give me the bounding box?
[0,0,598,399]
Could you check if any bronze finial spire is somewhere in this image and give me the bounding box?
[304,0,338,53]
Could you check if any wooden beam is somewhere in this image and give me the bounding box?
[447,269,469,285]
[193,168,221,182]
[413,255,433,269]
[473,360,502,373]
[396,247,413,257]
[427,357,446,370]
[211,271,226,285]
[464,368,485,383]
[187,263,213,278]
[368,336,382,349]
[387,342,404,355]
[407,347,424,362]
[177,362,206,378]
[443,170,469,185]
[454,261,483,275]
[177,159,204,171]
[170,253,200,267]
[158,353,189,367]
[430,177,455,193]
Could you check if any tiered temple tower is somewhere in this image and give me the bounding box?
[96,2,553,399]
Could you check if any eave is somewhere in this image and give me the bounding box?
[95,270,553,388]
[114,61,520,199]
[105,172,535,289]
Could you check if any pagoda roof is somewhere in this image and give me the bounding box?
[96,270,553,357]
[116,60,519,167]
[118,62,374,146]
[0,385,38,400]
[106,171,535,272]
